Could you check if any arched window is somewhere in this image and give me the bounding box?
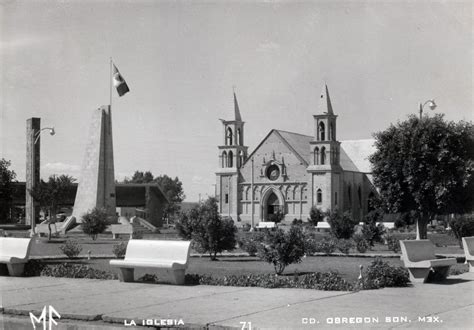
[239,150,244,167]
[237,128,242,146]
[222,151,227,168]
[320,147,326,165]
[226,127,233,145]
[314,147,319,165]
[317,189,322,204]
[245,187,249,200]
[319,122,325,141]
[330,123,335,140]
[228,150,233,168]
[358,186,362,208]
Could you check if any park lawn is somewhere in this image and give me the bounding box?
[42,256,469,284]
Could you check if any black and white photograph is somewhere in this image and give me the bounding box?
[0,0,473,329]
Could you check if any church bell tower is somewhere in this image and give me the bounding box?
[215,91,248,219]
[307,85,342,212]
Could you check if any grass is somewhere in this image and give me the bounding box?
[41,255,469,284]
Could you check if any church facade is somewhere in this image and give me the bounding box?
[215,85,378,226]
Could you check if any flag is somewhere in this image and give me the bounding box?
[112,64,130,97]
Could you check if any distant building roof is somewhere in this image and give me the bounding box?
[273,130,376,173]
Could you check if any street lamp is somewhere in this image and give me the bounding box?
[29,126,55,237]
[34,127,55,144]
[419,100,437,120]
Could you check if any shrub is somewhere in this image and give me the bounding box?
[59,240,82,258]
[257,225,306,275]
[185,272,353,291]
[361,210,386,246]
[352,233,369,253]
[385,233,401,253]
[308,206,325,227]
[327,210,358,239]
[40,263,118,280]
[112,242,128,258]
[449,214,474,248]
[238,231,264,256]
[242,223,251,232]
[23,260,47,276]
[336,239,353,254]
[314,237,337,255]
[132,231,143,239]
[81,207,108,240]
[292,218,303,225]
[359,258,410,289]
[267,210,284,224]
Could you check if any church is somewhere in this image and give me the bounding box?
[215,85,378,226]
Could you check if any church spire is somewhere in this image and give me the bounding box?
[233,89,242,122]
[320,84,334,115]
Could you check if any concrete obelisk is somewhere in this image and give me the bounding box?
[72,105,116,222]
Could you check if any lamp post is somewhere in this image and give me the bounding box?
[27,123,55,237]
[419,100,437,120]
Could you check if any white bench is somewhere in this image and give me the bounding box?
[0,237,33,276]
[110,240,191,285]
[257,222,276,230]
[462,236,474,272]
[315,221,331,232]
[110,224,134,239]
[400,240,456,283]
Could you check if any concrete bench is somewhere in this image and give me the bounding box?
[462,236,474,272]
[110,240,191,285]
[315,221,331,232]
[256,222,276,230]
[400,240,456,283]
[110,224,133,239]
[0,237,33,276]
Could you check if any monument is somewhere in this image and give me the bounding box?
[72,105,117,222]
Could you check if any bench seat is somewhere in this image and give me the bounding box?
[400,240,457,283]
[0,237,33,276]
[110,240,191,285]
[462,237,474,272]
[110,259,187,269]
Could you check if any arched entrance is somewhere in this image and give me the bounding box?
[266,192,280,220]
[260,187,285,221]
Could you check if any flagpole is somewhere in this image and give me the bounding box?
[109,57,113,108]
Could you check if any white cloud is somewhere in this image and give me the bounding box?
[41,162,80,176]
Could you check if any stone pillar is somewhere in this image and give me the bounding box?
[26,118,41,228]
[72,106,116,223]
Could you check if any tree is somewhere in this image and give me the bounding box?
[326,210,358,239]
[257,224,306,275]
[30,175,76,222]
[0,159,17,222]
[154,175,185,221]
[370,115,474,239]
[30,174,75,240]
[81,207,108,240]
[175,197,237,260]
[308,206,325,226]
[122,171,185,221]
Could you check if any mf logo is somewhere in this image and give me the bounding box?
[29,305,61,330]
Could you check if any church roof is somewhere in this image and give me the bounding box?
[273,130,376,173]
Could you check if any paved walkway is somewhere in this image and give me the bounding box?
[1,272,473,329]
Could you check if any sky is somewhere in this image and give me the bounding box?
[0,0,472,202]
